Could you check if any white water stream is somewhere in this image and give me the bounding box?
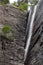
[24,0,41,62]
[24,4,38,62]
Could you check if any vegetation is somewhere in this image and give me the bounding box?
[0,25,14,40]
[2,25,11,34]
[18,3,28,11]
[13,0,38,11]
[0,0,9,4]
[13,1,28,11]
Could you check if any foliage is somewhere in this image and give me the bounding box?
[13,0,28,11]
[18,4,24,11]
[2,25,11,34]
[23,3,28,10]
[1,0,9,4]
[18,3,28,11]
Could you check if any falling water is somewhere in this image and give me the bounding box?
[24,0,41,62]
[24,4,38,62]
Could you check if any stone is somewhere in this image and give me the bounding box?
[0,4,26,65]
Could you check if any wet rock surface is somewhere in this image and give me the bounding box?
[0,4,26,65]
[25,0,43,65]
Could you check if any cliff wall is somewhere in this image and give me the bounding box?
[0,4,26,65]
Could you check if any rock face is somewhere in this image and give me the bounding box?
[0,5,26,65]
[25,0,43,65]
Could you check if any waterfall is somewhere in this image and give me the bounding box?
[24,4,38,62]
[24,0,41,62]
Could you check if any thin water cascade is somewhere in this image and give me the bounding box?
[24,4,38,62]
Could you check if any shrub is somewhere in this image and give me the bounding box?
[1,0,9,4]
[18,3,28,11]
[23,3,28,10]
[18,4,24,11]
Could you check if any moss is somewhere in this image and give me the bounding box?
[0,25,14,40]
[2,25,11,34]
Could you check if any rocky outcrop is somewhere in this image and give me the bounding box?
[0,4,27,65]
